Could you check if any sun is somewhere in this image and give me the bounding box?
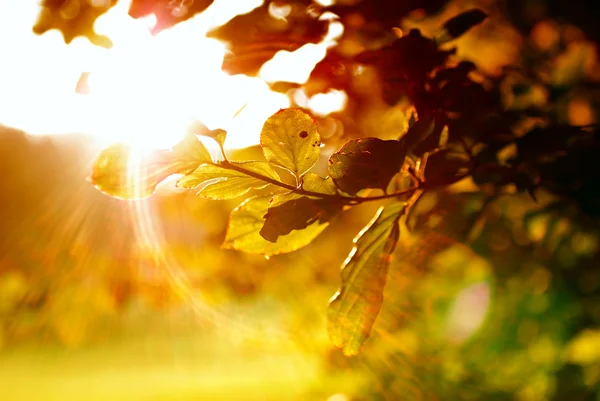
[0,0,345,151]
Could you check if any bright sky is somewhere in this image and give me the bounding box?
[0,0,345,149]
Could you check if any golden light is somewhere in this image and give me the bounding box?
[0,0,346,151]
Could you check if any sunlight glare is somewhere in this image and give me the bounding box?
[307,89,347,116]
[0,0,344,151]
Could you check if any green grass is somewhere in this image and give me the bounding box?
[0,303,358,401]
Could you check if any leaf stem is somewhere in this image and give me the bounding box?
[216,161,471,205]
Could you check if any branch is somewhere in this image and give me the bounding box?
[216,161,471,205]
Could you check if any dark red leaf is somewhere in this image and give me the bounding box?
[328,138,406,195]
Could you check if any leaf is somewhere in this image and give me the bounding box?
[400,115,436,151]
[424,149,471,185]
[172,133,213,164]
[33,0,115,47]
[177,161,279,200]
[356,29,455,105]
[328,138,406,195]
[328,202,406,355]
[223,196,328,256]
[189,121,227,151]
[260,192,343,242]
[260,108,321,179]
[437,9,488,44]
[206,1,328,75]
[90,145,198,200]
[301,173,338,195]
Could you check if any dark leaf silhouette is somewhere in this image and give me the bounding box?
[223,195,329,255]
[356,29,455,105]
[260,192,343,242]
[328,138,406,195]
[424,149,471,185]
[438,9,488,43]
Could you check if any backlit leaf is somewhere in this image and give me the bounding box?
[328,202,406,355]
[90,145,198,200]
[190,121,227,151]
[206,1,328,75]
[260,109,321,179]
[33,0,115,47]
[301,173,338,195]
[328,138,406,195]
[223,196,328,256]
[172,133,213,164]
[260,192,343,242]
[177,161,279,200]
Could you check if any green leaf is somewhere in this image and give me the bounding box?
[177,161,279,200]
[301,173,338,195]
[223,196,328,256]
[328,201,406,355]
[437,9,488,44]
[328,138,406,195]
[89,144,200,200]
[260,108,321,179]
[260,192,343,242]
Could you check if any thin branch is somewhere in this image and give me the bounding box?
[215,160,471,205]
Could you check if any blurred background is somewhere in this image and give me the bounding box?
[0,0,599,400]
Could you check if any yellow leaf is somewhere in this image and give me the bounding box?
[328,201,406,355]
[260,108,321,179]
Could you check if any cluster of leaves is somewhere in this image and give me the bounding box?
[33,0,215,45]
[91,102,471,354]
[42,0,599,356]
[89,1,600,355]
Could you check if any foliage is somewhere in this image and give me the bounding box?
[76,1,600,358]
[18,0,600,399]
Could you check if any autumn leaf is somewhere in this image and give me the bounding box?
[206,1,328,76]
[90,147,191,200]
[90,135,211,200]
[260,192,343,242]
[328,138,406,195]
[260,109,321,179]
[328,202,406,355]
[172,133,213,164]
[189,121,227,154]
[33,0,115,47]
[301,173,338,195]
[223,196,328,256]
[177,161,280,200]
